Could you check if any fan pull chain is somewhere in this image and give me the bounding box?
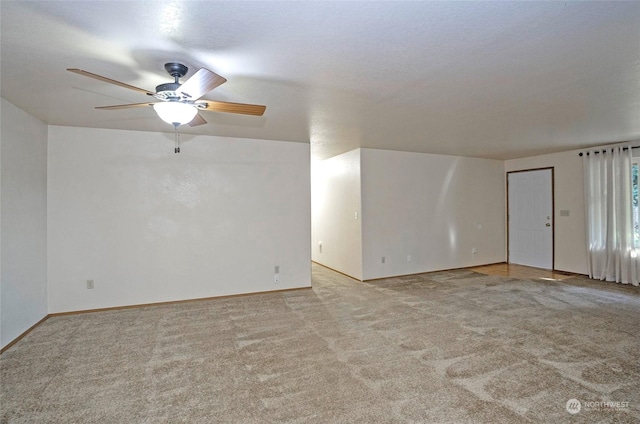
[174,125,180,153]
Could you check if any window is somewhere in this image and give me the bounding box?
[633,159,639,246]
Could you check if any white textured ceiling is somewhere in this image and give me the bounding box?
[1,1,639,159]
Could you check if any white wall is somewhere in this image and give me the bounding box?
[47,126,310,313]
[505,150,587,274]
[311,149,362,280]
[361,148,505,280]
[1,98,48,349]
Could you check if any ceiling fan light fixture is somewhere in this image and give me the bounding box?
[153,102,197,126]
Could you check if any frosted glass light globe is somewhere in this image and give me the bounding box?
[153,102,197,126]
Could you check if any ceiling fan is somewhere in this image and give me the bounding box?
[67,62,266,129]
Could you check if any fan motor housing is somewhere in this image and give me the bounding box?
[155,82,181,93]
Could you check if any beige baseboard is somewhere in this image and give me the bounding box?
[0,315,50,355]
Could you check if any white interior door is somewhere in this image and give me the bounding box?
[508,169,553,269]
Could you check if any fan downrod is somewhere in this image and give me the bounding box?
[156,63,189,93]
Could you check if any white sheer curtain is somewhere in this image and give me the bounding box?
[583,145,639,286]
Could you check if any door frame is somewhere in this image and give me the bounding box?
[506,167,555,270]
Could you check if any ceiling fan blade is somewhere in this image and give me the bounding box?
[177,68,227,100]
[67,68,155,96]
[197,100,266,116]
[95,102,156,110]
[188,114,207,127]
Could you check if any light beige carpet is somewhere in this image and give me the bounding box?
[2,264,639,423]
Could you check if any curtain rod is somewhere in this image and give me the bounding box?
[578,146,639,157]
